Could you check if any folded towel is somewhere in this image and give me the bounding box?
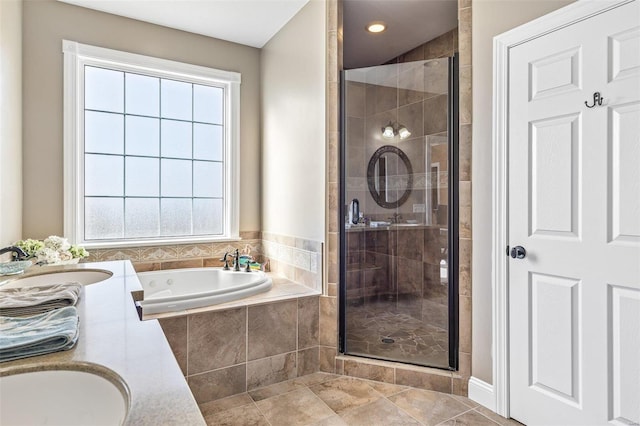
[0,306,79,362]
[0,282,82,317]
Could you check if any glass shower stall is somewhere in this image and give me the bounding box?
[339,55,459,370]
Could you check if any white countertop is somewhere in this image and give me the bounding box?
[0,260,205,425]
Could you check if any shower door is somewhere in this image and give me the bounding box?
[339,56,459,370]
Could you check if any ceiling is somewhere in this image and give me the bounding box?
[58,0,310,48]
[58,0,458,67]
[344,0,458,69]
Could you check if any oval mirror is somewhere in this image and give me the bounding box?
[367,145,413,209]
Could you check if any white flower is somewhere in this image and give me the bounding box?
[58,251,73,261]
[44,236,71,251]
[36,247,61,264]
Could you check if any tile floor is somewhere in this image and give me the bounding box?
[345,300,449,368]
[199,372,521,426]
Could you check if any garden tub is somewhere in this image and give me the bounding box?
[137,268,272,315]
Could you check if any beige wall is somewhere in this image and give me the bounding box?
[471,0,575,384]
[21,0,261,239]
[261,0,326,242]
[0,0,23,252]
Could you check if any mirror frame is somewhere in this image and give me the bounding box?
[366,145,413,209]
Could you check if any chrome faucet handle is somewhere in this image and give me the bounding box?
[244,261,252,272]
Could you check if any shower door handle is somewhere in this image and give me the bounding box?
[510,246,526,259]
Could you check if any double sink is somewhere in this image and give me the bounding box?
[0,268,130,425]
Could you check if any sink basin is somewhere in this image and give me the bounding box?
[0,269,113,289]
[0,363,129,425]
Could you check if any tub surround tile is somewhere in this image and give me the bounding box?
[299,297,320,349]
[176,244,214,259]
[188,307,246,374]
[133,261,162,272]
[261,232,323,290]
[248,300,297,360]
[188,364,247,404]
[202,257,223,268]
[152,276,320,405]
[247,351,297,390]
[298,346,320,377]
[161,258,204,270]
[158,316,188,375]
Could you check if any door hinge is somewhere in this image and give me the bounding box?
[506,245,510,256]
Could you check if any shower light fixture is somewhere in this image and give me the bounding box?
[381,122,411,140]
[367,22,386,33]
[382,122,395,138]
[398,125,411,139]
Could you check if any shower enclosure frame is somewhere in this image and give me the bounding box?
[338,54,460,371]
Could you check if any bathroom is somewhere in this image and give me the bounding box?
[3,0,637,425]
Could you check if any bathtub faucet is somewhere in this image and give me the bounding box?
[233,249,241,271]
[221,252,231,270]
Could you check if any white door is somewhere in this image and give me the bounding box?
[508,1,640,425]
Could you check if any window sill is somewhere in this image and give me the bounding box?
[81,236,242,250]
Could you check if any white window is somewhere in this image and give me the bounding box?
[63,41,240,247]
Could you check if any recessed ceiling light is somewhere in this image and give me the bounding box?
[367,22,386,33]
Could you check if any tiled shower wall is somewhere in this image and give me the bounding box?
[322,0,473,394]
[158,296,320,404]
[344,27,458,224]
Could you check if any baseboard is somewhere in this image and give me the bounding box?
[468,376,496,411]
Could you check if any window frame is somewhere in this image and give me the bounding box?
[63,40,241,248]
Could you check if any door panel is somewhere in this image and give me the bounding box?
[508,1,640,425]
[529,273,581,404]
[609,101,640,244]
[529,113,581,238]
[609,285,640,424]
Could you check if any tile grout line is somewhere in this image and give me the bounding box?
[250,399,273,426]
[471,407,509,426]
[245,306,249,393]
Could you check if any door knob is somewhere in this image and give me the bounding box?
[510,246,526,259]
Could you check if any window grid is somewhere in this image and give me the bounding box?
[83,65,225,241]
